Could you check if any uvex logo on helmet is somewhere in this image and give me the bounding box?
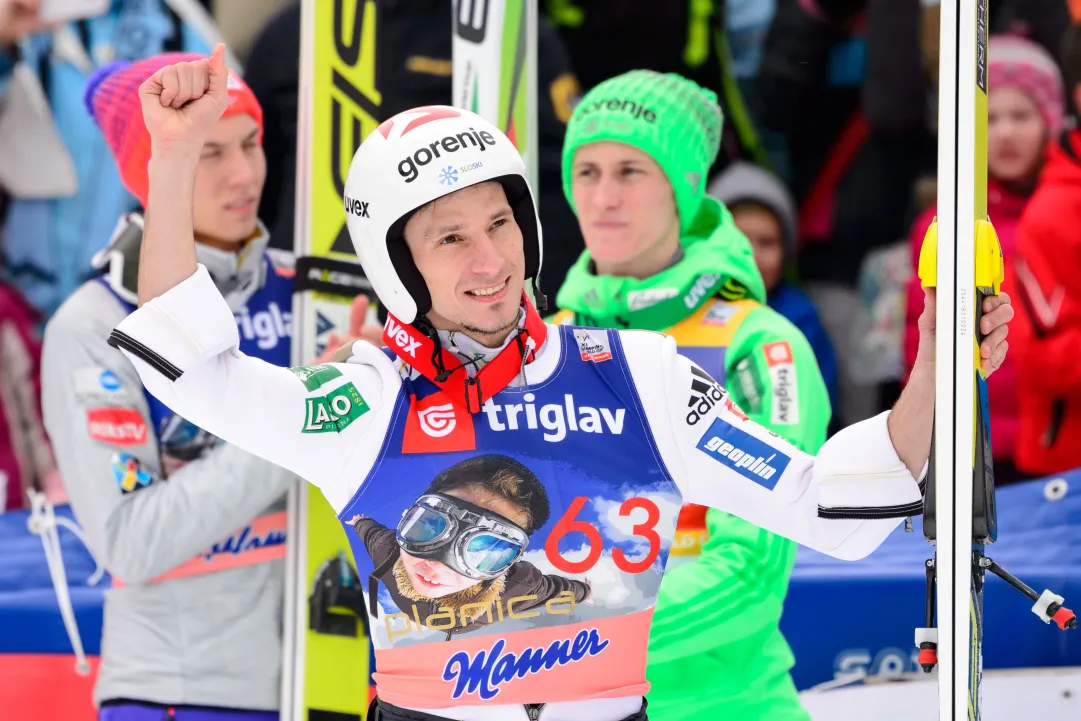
[397,127,498,183]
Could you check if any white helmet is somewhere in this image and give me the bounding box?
[343,106,543,324]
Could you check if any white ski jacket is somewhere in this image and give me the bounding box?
[42,222,295,710]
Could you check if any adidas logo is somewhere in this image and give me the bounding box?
[686,365,725,426]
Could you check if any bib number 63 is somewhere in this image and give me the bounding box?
[544,496,662,574]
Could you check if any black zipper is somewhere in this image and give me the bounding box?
[525,704,544,720]
[818,500,925,520]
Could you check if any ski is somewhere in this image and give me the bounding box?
[452,0,539,196]
[285,1,381,718]
[916,2,1075,719]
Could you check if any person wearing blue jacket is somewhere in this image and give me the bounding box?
[708,162,840,421]
[0,0,228,320]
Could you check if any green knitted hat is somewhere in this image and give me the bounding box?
[562,70,724,233]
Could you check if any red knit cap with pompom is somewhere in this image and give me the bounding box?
[85,52,264,208]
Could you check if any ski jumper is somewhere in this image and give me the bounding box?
[40,217,294,714]
[109,259,923,721]
[554,197,828,720]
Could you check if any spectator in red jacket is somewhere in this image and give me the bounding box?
[1013,24,1081,477]
[906,34,1064,485]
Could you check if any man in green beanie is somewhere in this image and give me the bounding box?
[550,69,827,721]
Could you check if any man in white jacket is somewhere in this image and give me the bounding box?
[107,48,1014,721]
[42,52,293,721]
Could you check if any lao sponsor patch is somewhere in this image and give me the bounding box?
[696,417,790,490]
[111,453,155,493]
[88,407,148,446]
[573,329,612,363]
[763,341,799,425]
[302,382,370,433]
[73,367,131,406]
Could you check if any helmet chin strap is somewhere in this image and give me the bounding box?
[530,277,548,313]
[383,290,548,413]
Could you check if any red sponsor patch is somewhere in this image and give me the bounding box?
[402,393,476,454]
[763,341,794,367]
[724,396,748,421]
[87,408,148,446]
[376,106,462,139]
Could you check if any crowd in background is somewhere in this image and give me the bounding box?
[4,0,1081,513]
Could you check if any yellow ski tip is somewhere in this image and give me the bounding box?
[918,217,938,288]
[917,217,1004,294]
[975,218,1004,294]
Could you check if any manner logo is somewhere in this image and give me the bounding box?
[442,629,610,701]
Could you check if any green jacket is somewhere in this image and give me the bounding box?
[551,197,830,721]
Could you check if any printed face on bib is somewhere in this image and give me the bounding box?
[339,326,681,707]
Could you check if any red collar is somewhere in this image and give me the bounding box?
[382,294,549,413]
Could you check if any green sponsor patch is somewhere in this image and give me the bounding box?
[290,364,343,391]
[302,382,369,433]
[732,356,765,415]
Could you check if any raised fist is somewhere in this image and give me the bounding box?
[139,43,230,150]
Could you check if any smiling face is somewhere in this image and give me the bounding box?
[987,86,1047,184]
[398,485,529,599]
[570,140,681,278]
[193,114,265,249]
[402,181,526,348]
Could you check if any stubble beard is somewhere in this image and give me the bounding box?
[459,306,521,345]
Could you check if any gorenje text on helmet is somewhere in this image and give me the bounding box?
[398,128,498,183]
